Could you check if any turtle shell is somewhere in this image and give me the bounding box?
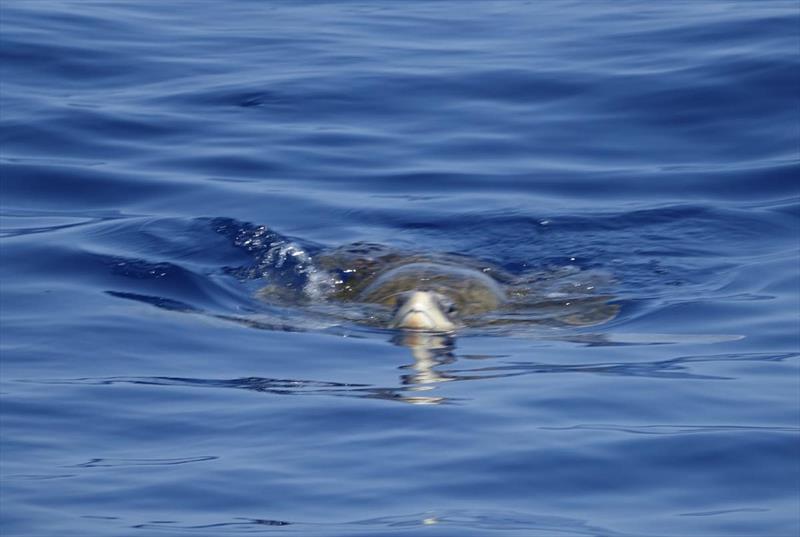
[357,262,505,317]
[316,242,512,304]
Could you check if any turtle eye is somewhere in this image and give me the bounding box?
[392,292,411,309]
[437,296,457,316]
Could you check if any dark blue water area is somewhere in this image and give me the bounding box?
[1,1,799,536]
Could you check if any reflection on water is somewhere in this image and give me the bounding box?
[394,332,455,383]
[35,331,794,405]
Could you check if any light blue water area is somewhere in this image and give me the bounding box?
[1,1,799,536]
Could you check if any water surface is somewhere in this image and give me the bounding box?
[1,1,799,536]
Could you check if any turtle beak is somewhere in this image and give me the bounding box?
[392,291,455,332]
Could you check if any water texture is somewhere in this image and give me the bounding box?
[1,1,799,536]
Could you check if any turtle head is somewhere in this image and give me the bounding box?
[391,291,457,332]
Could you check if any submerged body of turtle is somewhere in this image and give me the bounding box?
[256,241,619,333]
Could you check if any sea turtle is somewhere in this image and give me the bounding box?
[354,262,505,331]
[256,242,620,333]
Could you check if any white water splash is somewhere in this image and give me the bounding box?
[264,240,335,301]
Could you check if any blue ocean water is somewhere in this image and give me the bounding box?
[1,1,798,535]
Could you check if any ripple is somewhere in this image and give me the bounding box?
[132,509,632,536]
[4,473,76,481]
[68,456,218,468]
[0,213,121,238]
[679,507,771,517]
[541,424,800,436]
[28,351,798,410]
[32,375,457,407]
